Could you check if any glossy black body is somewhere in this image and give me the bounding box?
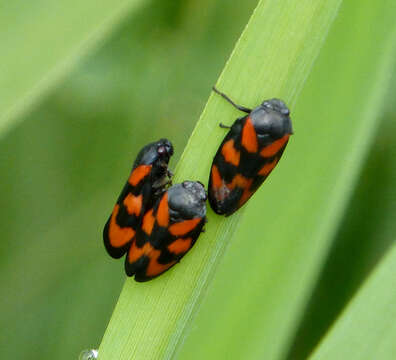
[209,88,292,216]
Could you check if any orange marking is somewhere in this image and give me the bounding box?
[238,189,253,207]
[147,257,176,277]
[128,241,147,264]
[221,139,240,166]
[211,165,223,189]
[108,204,135,247]
[168,238,192,255]
[212,166,255,205]
[142,209,155,235]
[241,117,258,153]
[128,165,152,186]
[128,241,176,277]
[169,218,202,236]
[212,167,253,203]
[211,164,230,201]
[228,174,253,208]
[260,135,289,158]
[258,158,278,176]
[229,174,253,190]
[156,193,169,227]
[128,241,155,264]
[123,194,143,216]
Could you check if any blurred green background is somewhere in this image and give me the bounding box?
[0,0,395,359]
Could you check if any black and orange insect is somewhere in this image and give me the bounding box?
[208,87,293,216]
[103,139,173,260]
[103,140,206,281]
[126,181,207,281]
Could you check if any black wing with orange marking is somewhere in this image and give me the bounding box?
[103,139,173,259]
[125,181,207,282]
[209,88,293,216]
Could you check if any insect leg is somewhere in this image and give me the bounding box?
[213,86,252,113]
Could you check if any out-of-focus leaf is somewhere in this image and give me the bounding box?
[309,245,396,360]
[0,0,144,137]
[288,107,396,359]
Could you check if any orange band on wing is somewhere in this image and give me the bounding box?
[108,204,135,247]
[211,165,223,189]
[128,241,176,277]
[128,241,147,264]
[229,174,253,190]
[221,139,240,166]
[147,258,176,277]
[156,193,169,227]
[128,165,152,186]
[241,117,258,153]
[258,158,278,176]
[229,174,253,207]
[169,218,202,236]
[260,135,289,158]
[142,209,155,235]
[168,238,192,255]
[238,189,253,207]
[123,194,143,216]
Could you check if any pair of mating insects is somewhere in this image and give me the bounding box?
[103,87,293,281]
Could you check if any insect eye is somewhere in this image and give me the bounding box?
[281,107,290,116]
[262,101,273,109]
[157,146,166,155]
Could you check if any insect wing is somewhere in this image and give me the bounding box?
[126,182,207,281]
[103,164,154,258]
[209,101,292,216]
[103,139,174,260]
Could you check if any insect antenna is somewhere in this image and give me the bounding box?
[212,86,252,113]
